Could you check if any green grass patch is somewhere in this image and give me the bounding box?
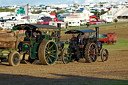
[61,22,128,35]
[62,22,128,31]
[103,38,128,51]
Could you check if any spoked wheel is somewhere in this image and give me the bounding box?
[62,48,72,64]
[38,40,58,65]
[8,51,20,66]
[101,48,109,62]
[85,43,98,63]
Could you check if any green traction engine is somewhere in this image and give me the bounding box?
[13,24,71,65]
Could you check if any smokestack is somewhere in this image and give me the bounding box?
[95,27,99,41]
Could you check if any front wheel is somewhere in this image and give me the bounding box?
[62,48,72,64]
[8,51,20,66]
[101,48,109,62]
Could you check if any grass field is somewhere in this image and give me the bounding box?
[0,22,128,85]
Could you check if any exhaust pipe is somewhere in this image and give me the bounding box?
[95,27,99,41]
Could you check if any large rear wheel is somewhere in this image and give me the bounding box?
[85,43,98,63]
[8,51,20,66]
[38,40,58,65]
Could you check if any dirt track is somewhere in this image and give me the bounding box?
[0,27,128,85]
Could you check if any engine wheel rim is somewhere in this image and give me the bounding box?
[62,48,71,64]
[101,49,108,61]
[45,41,57,64]
[89,44,97,62]
[13,53,20,65]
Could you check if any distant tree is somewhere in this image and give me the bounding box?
[100,9,106,15]
[91,10,107,18]
[0,8,15,12]
[31,10,42,14]
[51,10,66,16]
[0,27,3,30]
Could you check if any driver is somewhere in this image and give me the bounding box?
[33,31,38,38]
[77,33,84,45]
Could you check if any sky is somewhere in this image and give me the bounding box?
[0,0,125,6]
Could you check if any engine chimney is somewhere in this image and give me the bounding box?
[95,27,99,41]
